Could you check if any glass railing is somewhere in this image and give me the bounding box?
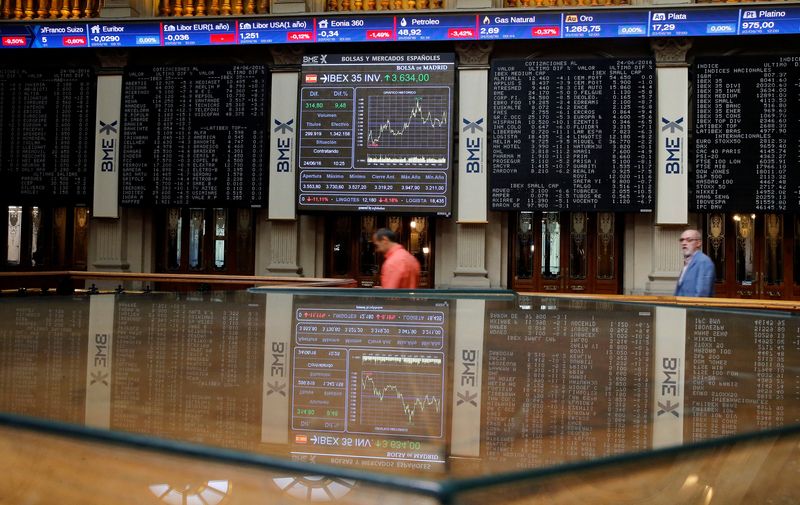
[1,288,798,503]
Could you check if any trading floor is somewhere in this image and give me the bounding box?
[1,4,800,299]
[2,1,800,502]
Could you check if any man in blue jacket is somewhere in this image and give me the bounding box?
[674,229,715,297]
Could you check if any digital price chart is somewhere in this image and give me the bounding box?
[298,53,455,214]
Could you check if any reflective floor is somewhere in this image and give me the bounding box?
[0,289,798,503]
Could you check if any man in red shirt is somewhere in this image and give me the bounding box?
[372,227,421,289]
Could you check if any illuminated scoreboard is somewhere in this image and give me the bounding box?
[297,53,455,215]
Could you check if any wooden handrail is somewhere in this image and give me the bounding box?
[517,291,800,312]
[0,271,357,290]
[0,273,796,310]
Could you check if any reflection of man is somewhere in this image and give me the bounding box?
[372,228,421,289]
[675,229,715,297]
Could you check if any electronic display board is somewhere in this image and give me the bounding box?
[693,55,800,212]
[562,10,649,38]
[288,296,450,471]
[2,6,800,50]
[0,24,31,48]
[237,18,315,44]
[738,6,800,36]
[86,22,161,47]
[490,58,655,211]
[0,67,94,204]
[30,24,90,48]
[297,54,455,215]
[646,8,739,37]
[477,12,562,39]
[161,20,237,46]
[119,65,267,207]
[313,16,395,43]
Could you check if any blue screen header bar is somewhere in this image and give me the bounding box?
[1,5,798,49]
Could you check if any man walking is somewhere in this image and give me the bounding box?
[372,228,421,289]
[674,229,715,297]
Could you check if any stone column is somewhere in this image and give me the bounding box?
[271,0,307,13]
[654,38,691,225]
[645,39,693,294]
[454,0,490,8]
[92,217,130,271]
[264,219,302,276]
[100,0,139,17]
[88,52,137,285]
[258,47,304,276]
[449,42,493,287]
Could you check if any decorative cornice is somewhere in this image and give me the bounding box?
[650,38,692,67]
[455,41,493,67]
[270,45,305,67]
[96,49,129,71]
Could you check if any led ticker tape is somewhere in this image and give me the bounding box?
[2,5,799,48]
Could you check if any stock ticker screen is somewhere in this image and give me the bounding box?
[288,296,450,471]
[120,64,267,207]
[490,58,655,211]
[0,67,94,204]
[693,55,800,212]
[297,53,455,215]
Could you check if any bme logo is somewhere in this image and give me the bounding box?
[658,356,681,418]
[457,349,479,407]
[462,117,484,174]
[274,119,294,173]
[98,120,118,173]
[662,116,684,175]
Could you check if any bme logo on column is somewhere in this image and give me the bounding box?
[661,116,684,175]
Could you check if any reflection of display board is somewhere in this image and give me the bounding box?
[684,310,800,440]
[483,300,654,468]
[120,65,267,207]
[290,296,449,471]
[0,297,89,422]
[0,67,94,204]
[481,299,800,471]
[351,350,444,437]
[693,56,800,212]
[298,54,455,214]
[490,59,655,211]
[111,295,265,449]
[5,292,800,479]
